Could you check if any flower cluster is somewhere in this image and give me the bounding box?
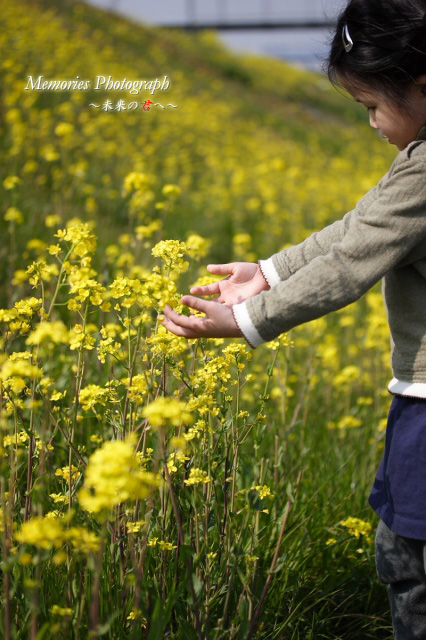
[0,353,43,394]
[184,468,211,486]
[151,240,190,278]
[79,384,118,412]
[55,223,97,259]
[340,517,373,544]
[77,433,162,518]
[15,515,101,553]
[142,397,193,430]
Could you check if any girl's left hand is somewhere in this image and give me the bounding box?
[159,296,243,339]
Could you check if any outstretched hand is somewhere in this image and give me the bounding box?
[159,295,243,339]
[189,262,270,306]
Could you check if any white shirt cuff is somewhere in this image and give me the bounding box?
[259,257,281,287]
[232,300,266,348]
[388,377,426,399]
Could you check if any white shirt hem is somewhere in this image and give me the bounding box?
[388,378,426,399]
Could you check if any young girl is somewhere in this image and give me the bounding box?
[160,0,426,635]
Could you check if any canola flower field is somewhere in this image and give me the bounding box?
[1,0,398,638]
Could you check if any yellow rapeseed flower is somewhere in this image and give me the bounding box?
[15,516,64,550]
[185,233,210,260]
[26,321,69,346]
[142,397,193,429]
[184,468,211,486]
[151,239,189,278]
[252,485,274,499]
[77,433,162,517]
[55,223,96,258]
[69,324,95,351]
[0,356,43,394]
[18,553,33,566]
[162,184,181,198]
[4,207,23,224]
[126,520,146,534]
[50,605,73,616]
[122,171,151,196]
[79,384,117,411]
[340,517,372,542]
[45,214,61,228]
[3,176,21,190]
[55,465,81,485]
[337,415,362,430]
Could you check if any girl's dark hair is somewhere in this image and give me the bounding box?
[327,0,426,107]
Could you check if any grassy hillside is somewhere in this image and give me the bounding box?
[1,0,395,267]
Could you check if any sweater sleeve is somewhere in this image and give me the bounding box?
[233,148,426,347]
[267,179,383,281]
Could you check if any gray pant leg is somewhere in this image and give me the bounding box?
[375,519,426,640]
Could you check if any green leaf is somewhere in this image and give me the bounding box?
[236,567,248,587]
[95,610,121,635]
[147,597,165,640]
[176,618,198,640]
[35,624,53,640]
[272,553,288,574]
[286,482,295,502]
[192,572,203,600]
[178,544,195,562]
[237,597,251,639]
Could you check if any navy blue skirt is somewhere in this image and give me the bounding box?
[369,394,426,540]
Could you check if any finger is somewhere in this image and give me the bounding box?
[163,304,200,329]
[160,315,200,339]
[190,281,220,296]
[163,305,214,335]
[164,303,212,329]
[191,295,222,304]
[188,308,206,315]
[180,295,216,314]
[207,263,236,275]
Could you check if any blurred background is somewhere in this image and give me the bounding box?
[86,0,347,71]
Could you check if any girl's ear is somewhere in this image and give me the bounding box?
[415,75,426,97]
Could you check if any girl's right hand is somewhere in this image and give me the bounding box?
[189,262,270,306]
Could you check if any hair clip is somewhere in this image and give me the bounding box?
[342,23,353,52]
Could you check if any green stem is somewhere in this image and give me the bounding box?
[46,246,74,319]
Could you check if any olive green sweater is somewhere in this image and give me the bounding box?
[232,126,426,386]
